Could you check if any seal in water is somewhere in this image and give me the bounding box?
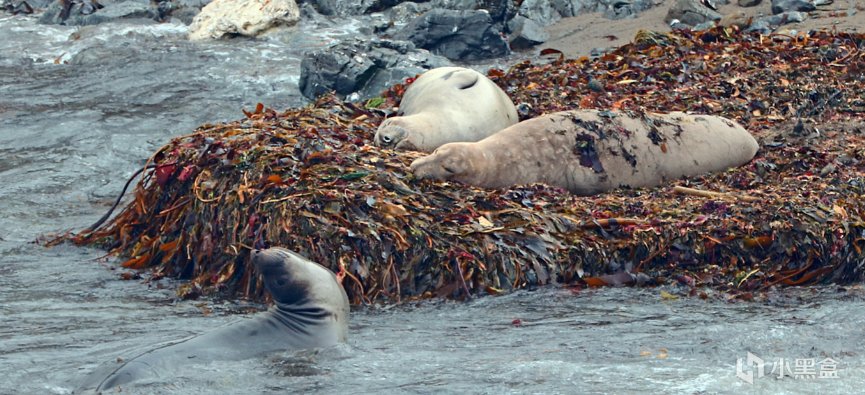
[410,110,759,195]
[374,66,519,152]
[78,247,349,392]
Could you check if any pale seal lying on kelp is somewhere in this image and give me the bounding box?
[374,66,518,152]
[410,109,759,195]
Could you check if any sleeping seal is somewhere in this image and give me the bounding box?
[78,247,349,392]
[410,109,759,195]
[374,66,518,152]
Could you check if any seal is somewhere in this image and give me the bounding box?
[410,110,759,195]
[374,66,519,152]
[78,247,349,392]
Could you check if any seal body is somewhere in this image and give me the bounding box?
[374,66,518,152]
[410,110,759,195]
[79,248,349,392]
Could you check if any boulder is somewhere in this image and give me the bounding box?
[745,10,807,33]
[188,0,299,40]
[305,0,425,16]
[39,0,153,25]
[601,0,661,20]
[392,8,509,61]
[665,0,722,26]
[516,0,584,27]
[298,38,451,100]
[153,0,212,24]
[737,0,761,7]
[2,0,34,14]
[770,0,815,14]
[507,15,548,50]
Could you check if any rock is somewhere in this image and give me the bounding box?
[665,0,722,26]
[39,0,153,26]
[516,0,583,27]
[737,0,761,7]
[188,0,299,40]
[507,15,548,50]
[305,0,422,16]
[669,18,691,29]
[770,0,815,14]
[693,20,715,30]
[392,8,509,61]
[718,10,750,28]
[154,0,212,24]
[745,10,807,32]
[2,0,34,14]
[475,0,517,23]
[387,1,428,26]
[601,0,661,20]
[298,38,451,100]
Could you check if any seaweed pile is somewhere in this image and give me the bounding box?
[60,27,865,303]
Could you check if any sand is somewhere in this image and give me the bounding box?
[542,0,863,58]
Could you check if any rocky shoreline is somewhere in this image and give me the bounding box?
[4,0,861,101]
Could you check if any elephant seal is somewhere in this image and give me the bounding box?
[410,110,759,195]
[78,247,349,392]
[374,66,519,152]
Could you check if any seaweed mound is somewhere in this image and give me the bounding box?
[61,28,865,303]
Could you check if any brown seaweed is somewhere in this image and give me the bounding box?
[53,27,865,304]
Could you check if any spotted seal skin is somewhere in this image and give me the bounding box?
[78,247,349,393]
[410,110,759,195]
[374,66,518,152]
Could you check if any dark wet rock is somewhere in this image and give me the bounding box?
[386,1,427,26]
[745,10,806,33]
[431,0,514,20]
[665,0,722,26]
[516,0,583,27]
[693,20,715,30]
[513,0,660,26]
[601,0,661,20]
[669,19,691,29]
[392,8,509,61]
[507,15,548,50]
[2,0,34,14]
[381,0,517,28]
[770,0,815,14]
[738,0,761,6]
[299,38,451,100]
[155,0,212,24]
[39,0,210,25]
[304,0,426,16]
[39,0,157,25]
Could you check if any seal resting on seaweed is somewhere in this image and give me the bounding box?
[78,247,349,392]
[410,110,759,195]
[374,66,518,152]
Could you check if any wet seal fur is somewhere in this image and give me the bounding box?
[410,110,759,195]
[374,66,518,152]
[78,247,349,393]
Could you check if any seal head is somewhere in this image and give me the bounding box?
[252,247,349,342]
[80,248,349,393]
[374,67,518,152]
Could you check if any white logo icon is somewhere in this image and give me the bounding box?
[736,352,765,384]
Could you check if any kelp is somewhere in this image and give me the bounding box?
[55,27,865,303]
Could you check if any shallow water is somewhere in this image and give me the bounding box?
[1,13,864,395]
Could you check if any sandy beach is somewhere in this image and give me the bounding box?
[543,0,863,57]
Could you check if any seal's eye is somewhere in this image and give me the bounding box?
[382,135,392,144]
